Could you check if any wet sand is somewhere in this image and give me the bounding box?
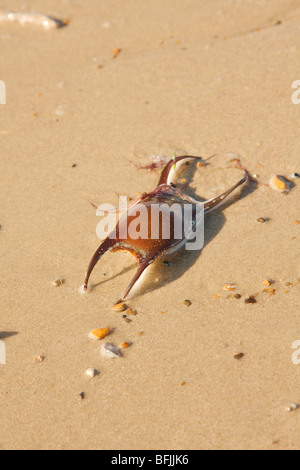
[0,0,299,450]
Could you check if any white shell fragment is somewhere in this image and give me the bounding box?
[0,10,67,30]
[78,284,91,295]
[101,343,122,358]
[286,403,300,412]
[85,368,98,378]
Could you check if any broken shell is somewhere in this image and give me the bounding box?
[52,279,63,287]
[111,302,126,312]
[263,280,271,287]
[85,368,98,378]
[286,403,299,412]
[34,355,44,363]
[125,307,137,316]
[245,296,257,304]
[269,175,291,192]
[88,327,110,340]
[223,284,236,292]
[101,343,122,358]
[184,300,192,306]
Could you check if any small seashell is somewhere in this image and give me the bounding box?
[234,294,242,299]
[263,280,271,287]
[101,343,122,358]
[85,368,98,378]
[78,284,91,295]
[0,10,67,29]
[269,175,291,192]
[286,403,299,412]
[245,296,257,304]
[223,284,236,291]
[291,173,300,179]
[34,355,44,363]
[197,161,206,168]
[88,327,110,340]
[184,299,192,306]
[256,217,266,223]
[120,342,130,349]
[52,279,63,287]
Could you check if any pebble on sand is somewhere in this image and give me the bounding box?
[101,343,122,358]
[233,353,245,360]
[120,342,130,349]
[88,327,110,340]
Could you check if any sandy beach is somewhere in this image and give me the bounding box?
[0,0,299,450]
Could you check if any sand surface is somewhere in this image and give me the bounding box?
[0,0,299,450]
